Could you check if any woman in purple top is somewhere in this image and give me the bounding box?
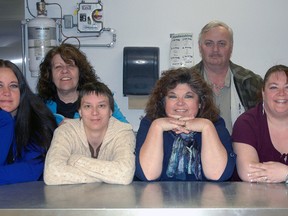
[232,64,288,183]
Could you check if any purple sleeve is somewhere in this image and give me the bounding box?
[232,104,280,163]
[232,109,258,147]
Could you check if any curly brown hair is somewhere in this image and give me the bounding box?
[37,43,99,101]
[145,67,220,122]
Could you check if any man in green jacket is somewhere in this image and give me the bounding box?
[192,20,263,134]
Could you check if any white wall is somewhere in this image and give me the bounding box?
[25,0,288,131]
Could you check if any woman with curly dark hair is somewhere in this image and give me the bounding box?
[0,59,57,185]
[37,43,127,125]
[135,67,235,182]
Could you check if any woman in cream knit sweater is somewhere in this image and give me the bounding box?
[44,82,135,185]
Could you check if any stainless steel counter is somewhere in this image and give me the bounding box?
[0,181,288,216]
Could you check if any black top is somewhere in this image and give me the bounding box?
[55,95,78,118]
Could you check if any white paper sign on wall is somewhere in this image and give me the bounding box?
[169,33,194,68]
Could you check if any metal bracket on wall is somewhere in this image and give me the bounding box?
[65,27,117,48]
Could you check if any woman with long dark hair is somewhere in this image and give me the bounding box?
[0,59,57,185]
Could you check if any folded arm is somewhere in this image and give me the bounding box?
[44,129,135,185]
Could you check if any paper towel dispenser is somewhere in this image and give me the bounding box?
[123,47,159,96]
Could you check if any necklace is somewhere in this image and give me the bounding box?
[205,72,226,96]
[210,82,225,96]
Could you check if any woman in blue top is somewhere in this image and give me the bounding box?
[135,67,236,181]
[37,43,127,125]
[0,59,57,185]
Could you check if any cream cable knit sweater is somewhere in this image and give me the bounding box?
[44,117,135,185]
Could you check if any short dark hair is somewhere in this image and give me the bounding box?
[77,82,114,113]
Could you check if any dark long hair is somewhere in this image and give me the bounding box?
[145,67,220,122]
[37,43,99,101]
[0,59,57,162]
